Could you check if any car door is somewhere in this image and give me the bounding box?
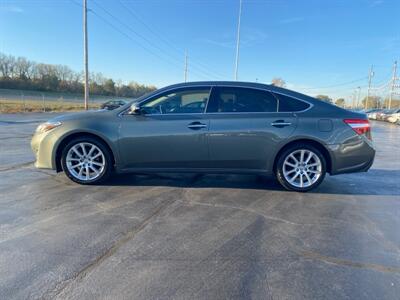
[118,86,211,170]
[206,86,297,172]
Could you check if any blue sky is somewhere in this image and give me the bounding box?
[0,0,399,100]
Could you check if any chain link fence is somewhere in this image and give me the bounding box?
[0,89,130,113]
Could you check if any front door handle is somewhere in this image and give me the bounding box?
[271,120,292,127]
[188,122,207,130]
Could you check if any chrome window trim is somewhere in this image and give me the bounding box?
[139,112,206,117]
[118,84,314,117]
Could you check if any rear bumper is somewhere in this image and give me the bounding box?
[328,137,375,175]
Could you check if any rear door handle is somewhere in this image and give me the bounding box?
[188,122,207,130]
[271,120,292,127]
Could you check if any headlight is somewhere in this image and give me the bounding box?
[35,121,62,133]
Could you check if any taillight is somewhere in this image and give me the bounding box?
[343,119,372,140]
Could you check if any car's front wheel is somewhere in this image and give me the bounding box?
[61,137,112,184]
[276,144,326,192]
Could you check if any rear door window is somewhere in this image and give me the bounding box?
[207,87,277,113]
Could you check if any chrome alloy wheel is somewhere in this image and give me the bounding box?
[282,149,322,188]
[66,142,105,181]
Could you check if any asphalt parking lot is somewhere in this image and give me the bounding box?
[0,113,399,299]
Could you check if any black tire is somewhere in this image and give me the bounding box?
[61,136,112,185]
[275,143,326,192]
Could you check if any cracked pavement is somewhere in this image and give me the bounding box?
[0,113,399,299]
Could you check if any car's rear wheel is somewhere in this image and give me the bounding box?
[276,144,326,192]
[61,137,112,184]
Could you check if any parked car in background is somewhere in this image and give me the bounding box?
[350,108,364,113]
[31,81,375,192]
[101,100,127,110]
[381,109,399,121]
[366,109,382,120]
[386,108,400,123]
[375,109,391,120]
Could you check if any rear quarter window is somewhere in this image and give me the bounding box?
[273,93,311,112]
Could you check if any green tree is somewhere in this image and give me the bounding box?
[382,97,400,109]
[271,77,286,87]
[335,98,345,107]
[362,96,381,109]
[0,52,156,98]
[103,79,115,96]
[316,95,333,103]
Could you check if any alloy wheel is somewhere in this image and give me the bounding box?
[282,149,322,188]
[66,142,105,181]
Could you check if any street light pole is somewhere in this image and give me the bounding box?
[388,61,397,109]
[352,90,356,109]
[83,0,89,110]
[365,65,374,110]
[356,86,361,108]
[234,0,242,81]
[184,50,188,82]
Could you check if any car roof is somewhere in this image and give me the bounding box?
[164,81,276,91]
[160,81,320,103]
[118,80,357,116]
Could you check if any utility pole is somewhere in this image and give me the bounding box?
[356,86,361,108]
[352,90,356,109]
[184,50,188,82]
[365,65,374,110]
[83,0,89,110]
[388,61,397,109]
[234,0,242,81]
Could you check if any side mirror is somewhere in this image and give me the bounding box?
[128,104,141,115]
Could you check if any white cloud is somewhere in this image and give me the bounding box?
[279,17,304,25]
[196,38,233,49]
[381,36,400,52]
[370,0,384,7]
[0,5,24,13]
[197,29,268,49]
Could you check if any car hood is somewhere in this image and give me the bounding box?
[48,109,111,123]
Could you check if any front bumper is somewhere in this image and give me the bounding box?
[31,131,57,170]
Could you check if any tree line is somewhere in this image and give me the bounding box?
[316,94,399,109]
[0,53,156,98]
[271,77,399,109]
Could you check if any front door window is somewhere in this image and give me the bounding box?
[141,88,211,115]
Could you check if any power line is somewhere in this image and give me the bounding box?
[300,76,368,90]
[117,0,226,79]
[69,0,83,8]
[71,0,211,80]
[370,80,391,90]
[70,0,225,79]
[90,9,195,77]
[91,0,216,80]
[91,2,185,66]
